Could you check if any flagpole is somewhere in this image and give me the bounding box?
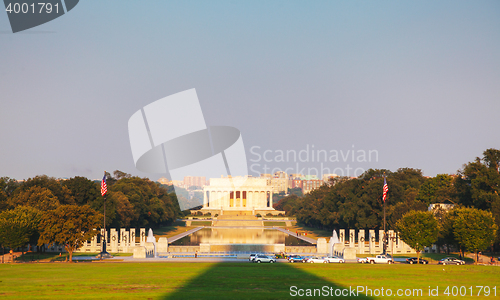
[383,172,387,255]
[98,171,112,259]
[103,193,106,253]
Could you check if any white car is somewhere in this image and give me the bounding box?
[254,254,276,263]
[357,257,368,263]
[325,256,345,263]
[306,256,328,263]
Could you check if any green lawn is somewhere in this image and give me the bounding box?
[12,252,132,262]
[1,262,498,299]
[264,221,287,226]
[190,221,212,226]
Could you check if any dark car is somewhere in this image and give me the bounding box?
[438,257,465,265]
[288,255,305,263]
[406,257,429,264]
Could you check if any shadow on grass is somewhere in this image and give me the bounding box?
[163,262,374,300]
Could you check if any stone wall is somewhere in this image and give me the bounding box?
[329,229,415,255]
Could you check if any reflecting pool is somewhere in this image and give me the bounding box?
[170,228,312,246]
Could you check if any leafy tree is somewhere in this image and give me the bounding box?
[416,174,457,206]
[110,175,179,228]
[62,176,100,206]
[38,205,102,262]
[109,191,136,228]
[9,186,60,211]
[396,210,438,262]
[452,207,497,263]
[482,148,500,171]
[0,177,20,212]
[456,148,500,243]
[0,206,41,254]
[293,168,426,231]
[14,175,75,205]
[274,194,300,214]
[113,170,131,180]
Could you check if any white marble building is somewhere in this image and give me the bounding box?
[201,176,276,212]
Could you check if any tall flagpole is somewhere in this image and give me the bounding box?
[98,171,112,259]
[383,172,387,254]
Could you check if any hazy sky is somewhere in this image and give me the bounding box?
[1,0,499,181]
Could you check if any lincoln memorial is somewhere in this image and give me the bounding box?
[201,176,280,215]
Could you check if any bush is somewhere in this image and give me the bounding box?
[214,214,219,217]
[256,214,262,218]
[266,213,273,217]
[196,211,203,216]
[204,212,211,216]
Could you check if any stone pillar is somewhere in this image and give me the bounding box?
[157,237,168,253]
[203,190,207,208]
[130,229,136,247]
[91,235,97,252]
[379,230,385,253]
[388,230,395,254]
[140,228,146,246]
[110,228,118,252]
[349,229,355,246]
[369,230,375,254]
[339,229,345,244]
[119,228,125,251]
[358,229,365,254]
[120,230,130,253]
[343,247,357,260]
[269,191,273,208]
[333,243,345,256]
[317,238,327,254]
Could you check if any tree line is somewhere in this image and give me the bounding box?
[274,148,500,250]
[0,170,181,260]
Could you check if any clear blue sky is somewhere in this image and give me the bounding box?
[1,0,499,181]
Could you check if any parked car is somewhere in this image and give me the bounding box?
[406,257,429,264]
[305,256,327,263]
[325,256,345,263]
[438,257,465,265]
[249,253,258,262]
[288,255,305,263]
[254,254,276,263]
[365,255,394,264]
[357,257,368,263]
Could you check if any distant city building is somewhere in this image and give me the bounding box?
[157,177,170,185]
[301,179,323,194]
[289,179,303,189]
[183,176,207,188]
[322,174,339,183]
[170,180,184,187]
[270,171,289,194]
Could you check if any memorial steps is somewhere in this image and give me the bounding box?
[212,214,263,227]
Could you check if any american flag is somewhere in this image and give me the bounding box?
[383,177,388,202]
[101,174,107,196]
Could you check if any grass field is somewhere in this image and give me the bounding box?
[1,262,498,299]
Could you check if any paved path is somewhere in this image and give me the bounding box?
[274,227,317,244]
[168,227,204,243]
